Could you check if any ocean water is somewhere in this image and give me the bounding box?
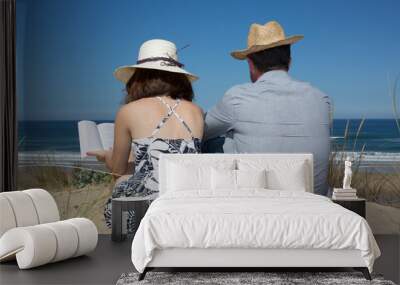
[18,119,400,158]
[331,119,400,153]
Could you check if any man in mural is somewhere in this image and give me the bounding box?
[204,20,332,195]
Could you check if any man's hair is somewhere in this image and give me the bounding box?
[125,68,194,104]
[247,44,291,73]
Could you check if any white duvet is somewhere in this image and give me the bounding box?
[131,190,380,273]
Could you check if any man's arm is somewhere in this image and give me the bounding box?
[204,90,236,140]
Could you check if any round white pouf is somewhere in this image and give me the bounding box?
[42,220,79,262]
[0,191,39,228]
[0,225,57,269]
[23,188,60,224]
[0,189,60,238]
[0,218,98,269]
[0,196,17,237]
[65,218,98,257]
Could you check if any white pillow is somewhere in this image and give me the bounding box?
[237,169,267,188]
[167,163,208,191]
[267,165,306,191]
[167,161,235,191]
[211,168,267,190]
[238,159,307,191]
[211,168,236,190]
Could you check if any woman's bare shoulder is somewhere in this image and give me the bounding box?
[118,98,203,119]
[118,99,153,114]
[115,102,143,124]
[117,102,135,115]
[181,100,204,117]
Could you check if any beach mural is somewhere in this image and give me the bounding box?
[16,0,400,234]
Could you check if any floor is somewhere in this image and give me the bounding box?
[0,235,133,285]
[0,235,398,285]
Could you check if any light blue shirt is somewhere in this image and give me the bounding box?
[204,70,331,195]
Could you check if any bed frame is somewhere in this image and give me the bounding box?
[139,248,371,280]
[138,154,372,281]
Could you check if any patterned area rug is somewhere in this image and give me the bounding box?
[116,271,396,285]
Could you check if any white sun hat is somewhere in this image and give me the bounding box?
[114,39,198,84]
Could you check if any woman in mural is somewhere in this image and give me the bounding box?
[88,39,203,234]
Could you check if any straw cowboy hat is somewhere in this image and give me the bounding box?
[231,21,303,60]
[114,39,198,83]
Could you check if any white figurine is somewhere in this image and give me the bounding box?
[343,157,353,189]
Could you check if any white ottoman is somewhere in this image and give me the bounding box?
[0,189,98,269]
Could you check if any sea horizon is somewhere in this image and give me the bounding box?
[18,119,400,160]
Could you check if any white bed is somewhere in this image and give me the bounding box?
[131,154,380,280]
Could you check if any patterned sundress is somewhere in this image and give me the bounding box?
[104,96,201,234]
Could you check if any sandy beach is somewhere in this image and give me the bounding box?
[18,151,106,170]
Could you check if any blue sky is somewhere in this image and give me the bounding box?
[17,0,400,120]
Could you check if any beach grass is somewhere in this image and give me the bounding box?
[17,154,114,234]
[328,78,400,210]
[328,118,400,209]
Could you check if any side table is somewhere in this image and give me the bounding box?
[332,198,366,218]
[111,194,156,242]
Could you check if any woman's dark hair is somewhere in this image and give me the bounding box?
[247,44,291,73]
[125,68,194,104]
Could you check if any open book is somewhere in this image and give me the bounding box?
[78,121,114,158]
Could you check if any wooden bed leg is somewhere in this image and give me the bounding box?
[138,268,148,281]
[354,267,372,280]
[362,268,372,281]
